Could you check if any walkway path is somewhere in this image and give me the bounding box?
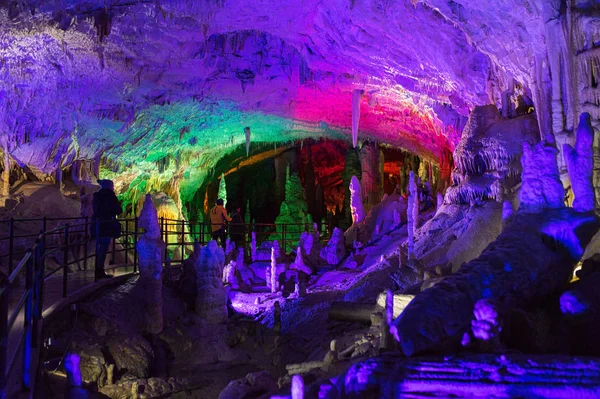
[4,263,135,398]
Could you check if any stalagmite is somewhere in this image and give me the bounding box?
[519,141,564,213]
[245,200,251,224]
[244,126,251,156]
[360,142,383,208]
[392,209,400,228]
[274,301,282,333]
[106,364,115,386]
[349,176,365,224]
[380,289,394,350]
[351,89,363,148]
[291,245,311,275]
[436,192,443,212]
[563,113,595,212]
[64,353,83,389]
[398,249,402,269]
[195,240,227,324]
[136,194,165,334]
[218,173,227,208]
[270,243,278,293]
[320,227,346,265]
[502,200,514,228]
[1,149,10,198]
[55,168,64,193]
[392,142,600,357]
[291,374,304,399]
[251,232,257,262]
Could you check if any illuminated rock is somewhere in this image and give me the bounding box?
[518,141,565,214]
[563,113,595,212]
[392,142,600,356]
[195,240,228,324]
[407,171,418,262]
[352,89,363,148]
[136,194,165,335]
[349,176,365,225]
[320,227,346,265]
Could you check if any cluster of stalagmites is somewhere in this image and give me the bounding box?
[393,113,600,357]
[61,113,600,399]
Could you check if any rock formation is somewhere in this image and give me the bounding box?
[392,141,600,357]
[407,171,419,264]
[349,176,365,225]
[136,194,165,335]
[244,126,251,156]
[270,243,278,293]
[412,106,540,274]
[320,227,346,265]
[518,141,565,213]
[564,113,595,212]
[195,240,228,324]
[352,89,362,148]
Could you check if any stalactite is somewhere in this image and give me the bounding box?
[244,126,251,157]
[352,89,363,148]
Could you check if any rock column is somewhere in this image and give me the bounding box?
[136,194,165,334]
[195,240,227,324]
[360,142,384,210]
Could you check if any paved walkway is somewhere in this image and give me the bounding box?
[6,264,135,395]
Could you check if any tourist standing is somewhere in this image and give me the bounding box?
[92,179,122,279]
[210,198,231,248]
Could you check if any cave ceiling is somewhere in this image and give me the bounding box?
[0,0,552,198]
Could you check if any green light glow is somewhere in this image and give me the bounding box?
[100,100,346,214]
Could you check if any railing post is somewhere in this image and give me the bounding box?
[282,223,286,255]
[110,224,116,265]
[41,217,47,260]
[160,217,164,242]
[83,217,89,271]
[63,225,69,298]
[22,250,34,390]
[125,219,129,265]
[180,219,185,263]
[94,222,100,282]
[32,239,43,348]
[8,217,14,275]
[164,219,169,265]
[133,217,138,273]
[0,263,8,395]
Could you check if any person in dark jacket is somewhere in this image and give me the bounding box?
[229,207,246,249]
[92,179,122,279]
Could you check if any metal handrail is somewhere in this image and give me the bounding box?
[0,214,332,396]
[0,217,138,397]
